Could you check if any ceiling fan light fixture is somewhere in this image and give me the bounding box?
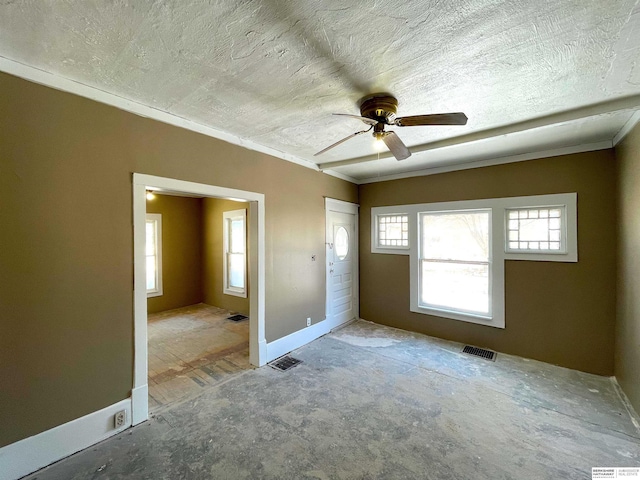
[373,132,386,151]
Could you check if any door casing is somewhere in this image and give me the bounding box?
[132,173,266,425]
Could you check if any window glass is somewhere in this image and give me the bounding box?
[421,262,489,314]
[420,210,490,316]
[145,214,162,296]
[506,207,564,252]
[223,210,247,297]
[422,212,489,262]
[228,253,245,289]
[335,226,349,260]
[377,214,408,247]
[230,218,245,253]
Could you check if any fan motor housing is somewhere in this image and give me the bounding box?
[359,94,398,123]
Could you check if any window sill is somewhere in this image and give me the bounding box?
[224,288,247,298]
[410,305,504,329]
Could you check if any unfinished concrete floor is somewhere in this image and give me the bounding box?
[147,303,250,410]
[25,320,640,479]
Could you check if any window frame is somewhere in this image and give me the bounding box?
[371,211,411,254]
[223,209,247,298]
[145,213,163,298]
[371,193,577,329]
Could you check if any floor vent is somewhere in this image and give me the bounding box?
[269,356,302,372]
[227,314,248,322]
[462,345,497,361]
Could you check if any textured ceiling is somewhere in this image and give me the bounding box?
[1,0,639,181]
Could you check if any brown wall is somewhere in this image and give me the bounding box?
[0,72,357,447]
[146,194,203,314]
[202,198,250,315]
[359,151,617,376]
[615,122,640,413]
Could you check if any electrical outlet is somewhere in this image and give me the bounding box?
[114,410,126,429]
[306,317,311,327]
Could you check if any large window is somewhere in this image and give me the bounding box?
[223,209,247,298]
[372,193,577,328]
[145,213,163,297]
[419,210,491,317]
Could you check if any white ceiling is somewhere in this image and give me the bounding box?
[1,0,639,183]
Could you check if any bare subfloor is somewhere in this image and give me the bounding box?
[148,303,251,410]
[25,320,640,479]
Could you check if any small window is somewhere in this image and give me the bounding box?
[145,213,163,297]
[377,214,409,248]
[223,209,247,298]
[506,206,566,253]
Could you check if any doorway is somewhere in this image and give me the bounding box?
[132,174,266,425]
[325,198,359,327]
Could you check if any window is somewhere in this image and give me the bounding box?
[377,214,409,248]
[223,209,247,298]
[419,210,491,317]
[145,213,163,297]
[371,213,410,254]
[506,206,565,253]
[372,192,577,329]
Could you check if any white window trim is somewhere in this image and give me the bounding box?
[371,209,411,255]
[372,193,577,329]
[223,209,247,298]
[504,199,577,262]
[145,213,163,298]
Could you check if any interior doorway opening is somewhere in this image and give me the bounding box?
[144,192,251,410]
[132,174,266,425]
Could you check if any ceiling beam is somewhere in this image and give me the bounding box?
[317,94,640,170]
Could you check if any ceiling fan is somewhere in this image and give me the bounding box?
[314,93,468,161]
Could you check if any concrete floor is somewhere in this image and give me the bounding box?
[147,304,251,410]
[24,320,640,479]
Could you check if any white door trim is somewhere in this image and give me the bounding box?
[325,198,359,324]
[132,173,266,425]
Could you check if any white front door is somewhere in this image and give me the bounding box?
[326,199,358,326]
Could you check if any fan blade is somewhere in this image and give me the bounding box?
[332,113,379,126]
[382,131,411,161]
[394,112,468,127]
[314,129,370,156]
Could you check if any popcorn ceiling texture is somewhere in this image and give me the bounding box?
[0,0,639,175]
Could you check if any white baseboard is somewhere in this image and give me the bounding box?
[0,398,132,480]
[265,316,352,363]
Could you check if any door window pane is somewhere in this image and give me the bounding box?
[335,226,349,260]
